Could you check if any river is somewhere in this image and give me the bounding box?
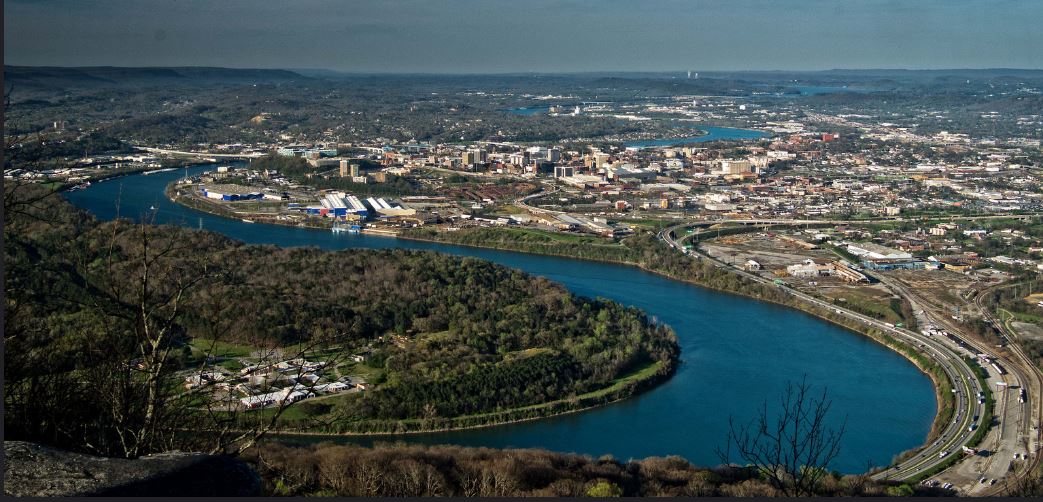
[64,167,935,472]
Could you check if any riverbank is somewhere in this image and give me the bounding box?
[64,167,934,472]
[57,160,222,193]
[166,182,406,236]
[264,359,675,436]
[398,227,953,447]
[163,181,949,449]
[161,185,684,436]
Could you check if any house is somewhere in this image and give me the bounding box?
[313,382,351,394]
[240,388,312,410]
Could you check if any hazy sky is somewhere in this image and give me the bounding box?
[5,0,1043,73]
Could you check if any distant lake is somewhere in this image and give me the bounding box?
[507,105,552,116]
[793,85,880,95]
[624,126,769,148]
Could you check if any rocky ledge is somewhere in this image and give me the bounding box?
[3,441,260,497]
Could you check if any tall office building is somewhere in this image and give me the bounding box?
[339,160,360,178]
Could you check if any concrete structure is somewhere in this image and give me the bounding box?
[339,160,360,178]
[554,165,575,178]
[786,259,835,278]
[718,160,753,175]
[846,242,914,260]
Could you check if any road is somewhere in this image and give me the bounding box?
[972,283,1043,495]
[514,187,564,216]
[658,222,985,482]
[875,273,1041,494]
[134,146,264,159]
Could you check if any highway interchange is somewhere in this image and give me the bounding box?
[655,221,1039,492]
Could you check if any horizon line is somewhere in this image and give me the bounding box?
[7,64,1043,76]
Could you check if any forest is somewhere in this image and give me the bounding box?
[4,183,678,454]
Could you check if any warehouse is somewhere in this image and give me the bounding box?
[201,184,263,202]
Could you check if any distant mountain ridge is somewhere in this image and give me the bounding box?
[4,66,308,90]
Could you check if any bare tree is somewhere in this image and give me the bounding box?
[1003,469,1043,497]
[716,376,847,496]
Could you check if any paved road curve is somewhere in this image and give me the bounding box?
[658,222,983,481]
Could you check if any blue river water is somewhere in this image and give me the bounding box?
[64,168,935,472]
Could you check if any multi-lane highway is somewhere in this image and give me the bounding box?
[972,284,1042,495]
[657,222,988,482]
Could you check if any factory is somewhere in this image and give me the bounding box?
[304,192,416,220]
[201,185,264,202]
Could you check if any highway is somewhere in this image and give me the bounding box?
[133,146,264,159]
[657,222,985,482]
[971,284,1043,495]
[875,273,1040,494]
[514,187,564,216]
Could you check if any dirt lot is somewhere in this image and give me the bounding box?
[700,232,838,270]
[1012,322,1043,342]
[878,269,982,317]
[700,232,914,325]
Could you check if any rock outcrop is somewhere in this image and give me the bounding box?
[3,441,261,497]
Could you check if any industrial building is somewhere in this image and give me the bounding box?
[846,242,913,260]
[201,185,263,201]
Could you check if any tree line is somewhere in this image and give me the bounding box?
[4,182,679,453]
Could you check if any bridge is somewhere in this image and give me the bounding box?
[134,146,265,160]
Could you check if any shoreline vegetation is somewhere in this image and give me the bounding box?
[264,360,670,437]
[396,226,954,446]
[164,185,948,455]
[13,184,680,441]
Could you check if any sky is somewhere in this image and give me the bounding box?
[5,0,1043,73]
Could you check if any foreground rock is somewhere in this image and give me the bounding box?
[3,441,260,497]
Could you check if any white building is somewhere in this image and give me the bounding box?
[846,242,913,260]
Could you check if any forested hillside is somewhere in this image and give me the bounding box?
[4,184,678,455]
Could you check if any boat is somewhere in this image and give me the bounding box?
[332,222,360,234]
[241,219,254,223]
[149,205,157,211]
[141,167,177,175]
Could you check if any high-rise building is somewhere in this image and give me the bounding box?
[339,160,360,178]
[554,166,575,178]
[463,148,487,166]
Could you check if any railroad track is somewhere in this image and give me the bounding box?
[657,222,983,482]
[973,284,1043,495]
